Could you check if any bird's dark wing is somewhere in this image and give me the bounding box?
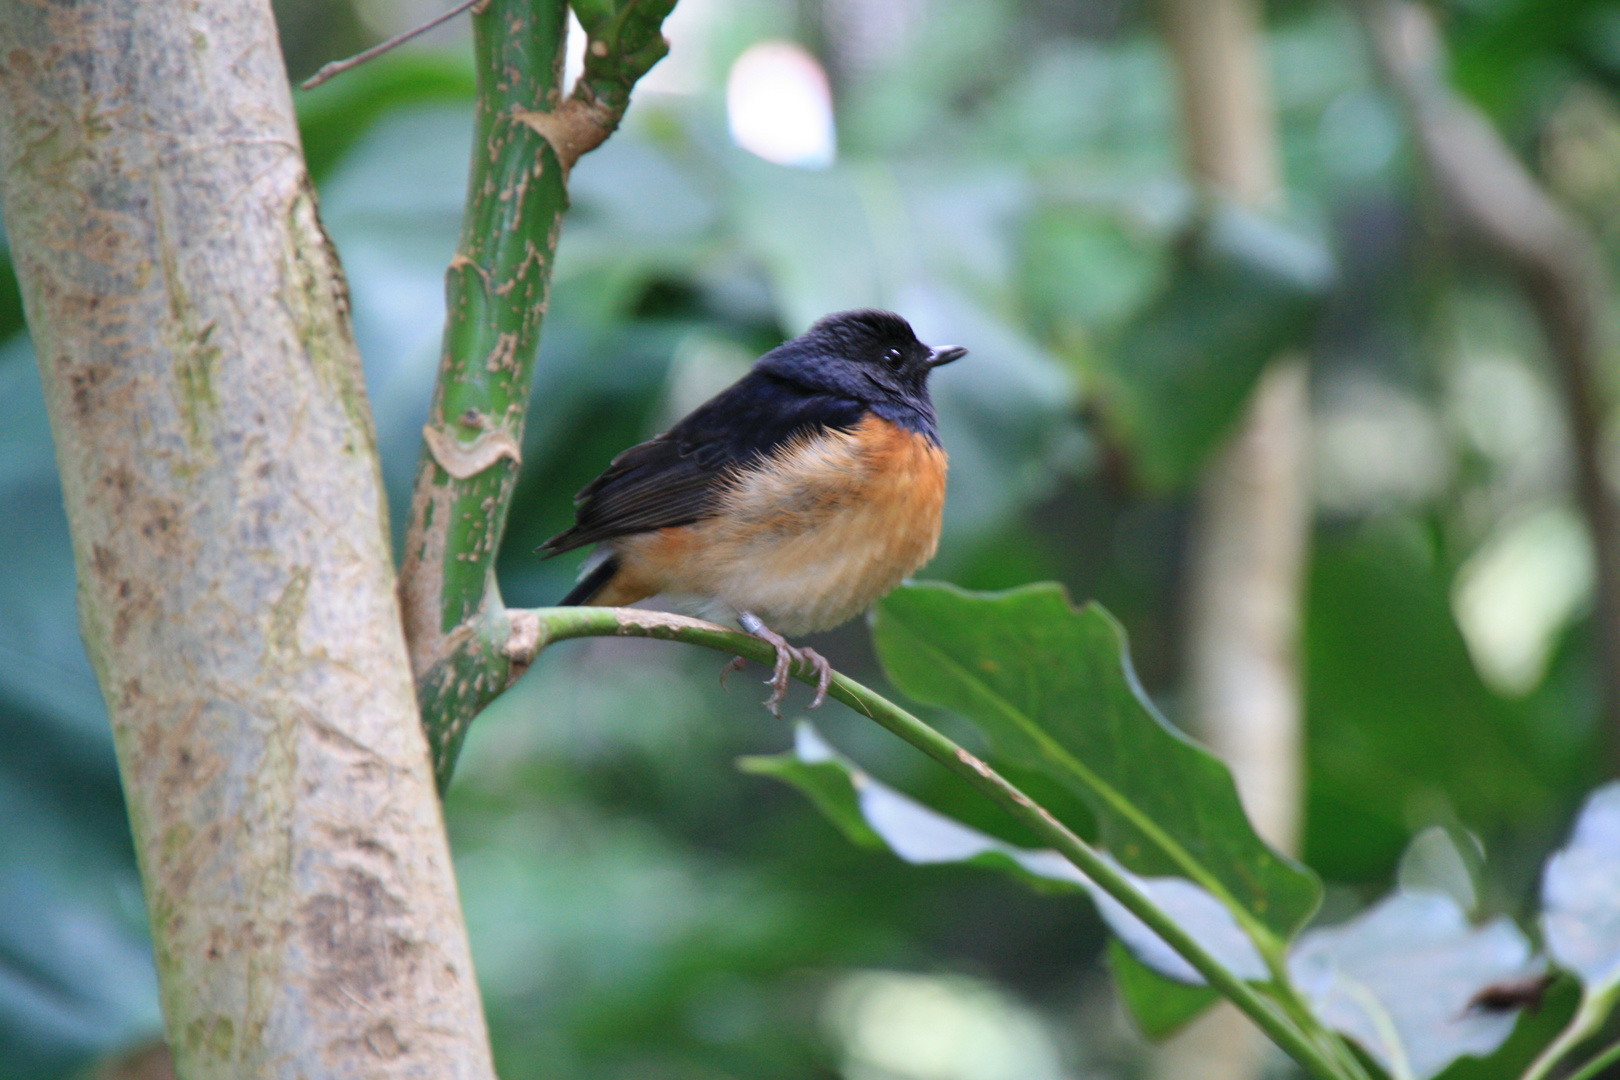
[538,372,867,556]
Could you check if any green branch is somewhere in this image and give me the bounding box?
[1564,1035,1620,1080]
[397,0,675,791]
[510,605,1356,1080]
[1522,984,1620,1080]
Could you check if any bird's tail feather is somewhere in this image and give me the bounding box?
[558,555,619,606]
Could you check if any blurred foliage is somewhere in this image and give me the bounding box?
[4,0,1620,1076]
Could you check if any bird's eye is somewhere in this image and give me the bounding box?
[883,347,905,370]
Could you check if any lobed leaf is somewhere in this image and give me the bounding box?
[871,582,1320,942]
[742,723,1268,985]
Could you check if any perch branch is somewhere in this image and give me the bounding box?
[509,606,1350,1080]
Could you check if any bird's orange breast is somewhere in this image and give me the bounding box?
[604,414,947,634]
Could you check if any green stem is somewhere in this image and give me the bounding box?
[516,605,1356,1080]
[397,0,676,792]
[1564,1036,1620,1080]
[1522,985,1620,1080]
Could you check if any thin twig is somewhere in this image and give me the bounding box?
[1520,989,1615,1080]
[300,0,483,90]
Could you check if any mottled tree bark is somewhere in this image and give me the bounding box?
[0,2,494,1077]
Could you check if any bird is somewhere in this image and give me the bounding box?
[538,308,966,715]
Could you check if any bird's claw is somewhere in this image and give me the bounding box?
[761,642,830,716]
[804,648,832,709]
[737,617,831,717]
[732,634,829,718]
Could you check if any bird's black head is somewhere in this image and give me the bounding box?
[754,309,966,436]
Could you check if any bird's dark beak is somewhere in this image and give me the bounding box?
[927,345,968,368]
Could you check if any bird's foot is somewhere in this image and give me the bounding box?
[737,612,832,717]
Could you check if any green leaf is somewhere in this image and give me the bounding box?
[743,723,1269,984]
[741,723,1086,897]
[1542,782,1620,994]
[872,582,1320,942]
[0,251,22,344]
[1103,201,1333,491]
[1109,939,1218,1040]
[1020,202,1171,336]
[1289,893,1539,1080]
[1304,525,1558,882]
[737,730,883,851]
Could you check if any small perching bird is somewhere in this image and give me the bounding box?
[539,309,965,713]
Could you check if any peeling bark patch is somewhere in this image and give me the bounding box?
[955,747,993,779]
[512,96,615,175]
[306,716,384,763]
[280,177,373,448]
[90,540,157,646]
[324,826,400,867]
[365,1022,406,1059]
[173,317,221,445]
[421,424,521,479]
[613,608,727,636]
[501,608,541,667]
[153,203,222,448]
[68,359,111,418]
[485,330,518,373]
[92,543,117,578]
[304,868,416,1005]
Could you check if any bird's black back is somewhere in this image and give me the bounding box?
[538,309,943,557]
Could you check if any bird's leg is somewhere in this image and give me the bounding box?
[718,655,747,689]
[737,611,832,716]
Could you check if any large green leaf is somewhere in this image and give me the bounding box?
[1102,202,1333,491]
[1304,525,1565,882]
[872,582,1320,941]
[742,723,1268,984]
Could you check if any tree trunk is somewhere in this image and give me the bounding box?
[0,2,495,1077]
[1156,0,1308,1076]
